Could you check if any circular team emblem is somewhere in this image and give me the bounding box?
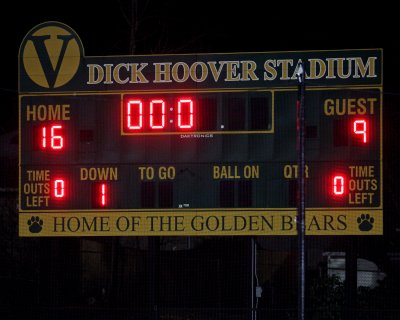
[20,21,83,88]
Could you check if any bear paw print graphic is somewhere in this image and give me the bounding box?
[357,214,374,232]
[27,216,43,233]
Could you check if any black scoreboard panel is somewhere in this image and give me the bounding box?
[121,91,273,134]
[20,88,381,214]
[17,23,383,236]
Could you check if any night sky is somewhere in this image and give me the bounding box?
[1,4,399,317]
[1,1,398,133]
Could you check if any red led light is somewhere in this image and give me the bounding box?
[150,99,165,129]
[100,183,107,207]
[41,126,46,148]
[178,99,194,129]
[124,97,197,132]
[333,175,345,195]
[127,100,143,130]
[51,125,63,149]
[353,119,367,143]
[40,125,64,150]
[54,179,65,198]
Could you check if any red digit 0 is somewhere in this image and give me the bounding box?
[333,175,345,196]
[127,100,143,130]
[178,98,194,129]
[54,179,65,198]
[150,99,165,129]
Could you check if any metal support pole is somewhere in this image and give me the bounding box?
[296,63,306,320]
[148,237,159,320]
[251,238,256,320]
[345,238,358,320]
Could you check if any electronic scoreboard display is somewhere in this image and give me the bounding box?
[18,22,383,237]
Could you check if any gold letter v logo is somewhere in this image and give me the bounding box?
[27,34,74,88]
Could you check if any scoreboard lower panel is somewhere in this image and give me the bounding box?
[19,87,383,236]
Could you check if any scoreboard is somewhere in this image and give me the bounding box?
[18,22,383,236]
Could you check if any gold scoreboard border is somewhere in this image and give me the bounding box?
[19,209,383,237]
[18,85,383,236]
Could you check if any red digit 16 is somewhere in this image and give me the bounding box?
[41,125,64,150]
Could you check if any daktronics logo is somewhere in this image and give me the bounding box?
[21,22,82,88]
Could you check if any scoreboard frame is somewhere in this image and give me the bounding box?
[18,21,383,237]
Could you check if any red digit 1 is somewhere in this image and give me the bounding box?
[333,175,345,195]
[127,100,143,130]
[100,183,107,207]
[353,119,367,143]
[41,126,47,148]
[178,98,194,129]
[150,99,165,129]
